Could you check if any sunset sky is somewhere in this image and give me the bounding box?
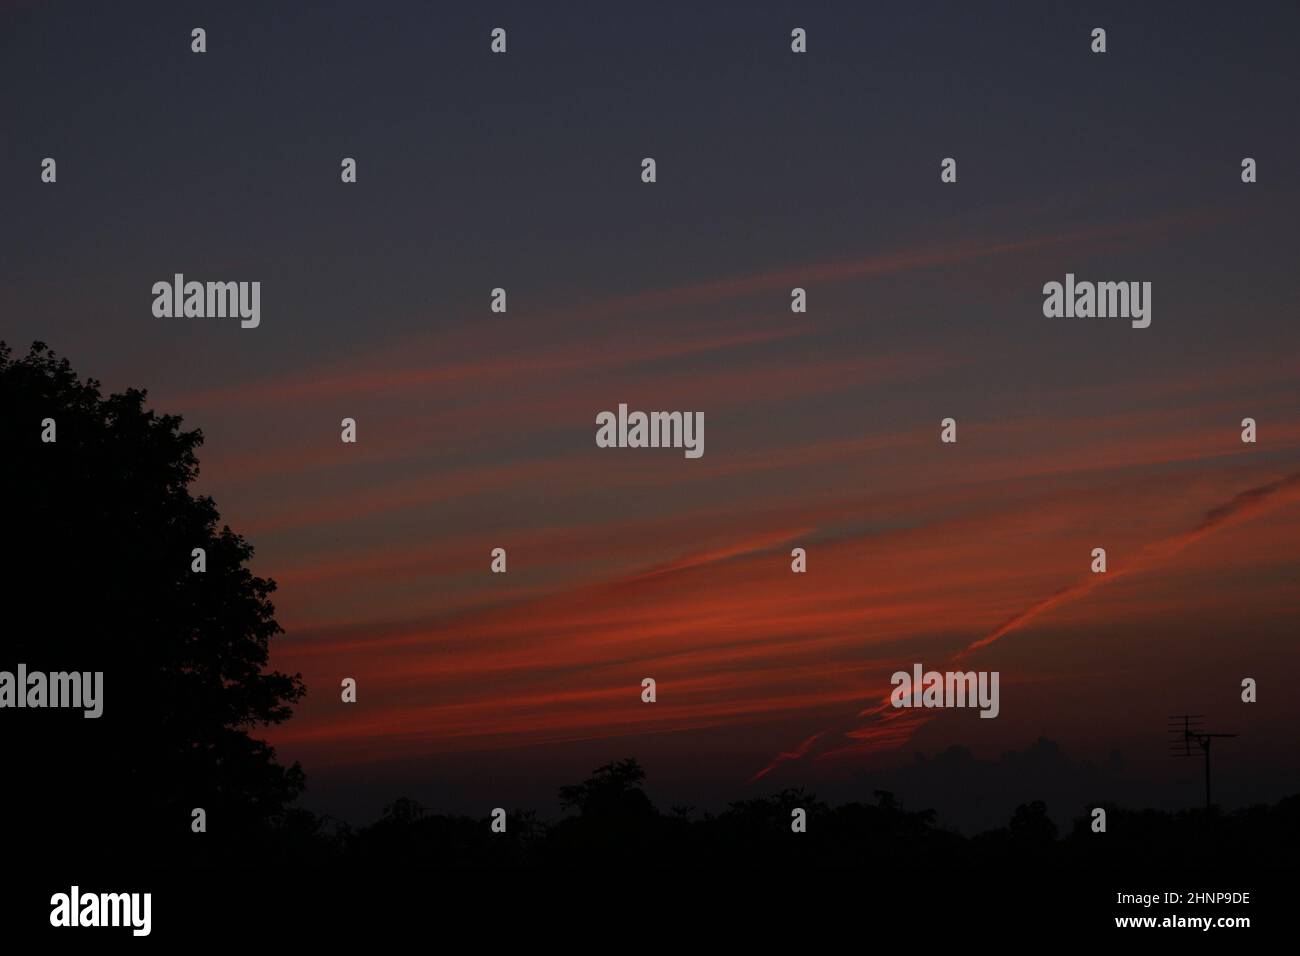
[4,0,1298,831]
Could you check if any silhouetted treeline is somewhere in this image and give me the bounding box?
[252,758,1300,871]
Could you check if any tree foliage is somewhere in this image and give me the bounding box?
[0,341,305,864]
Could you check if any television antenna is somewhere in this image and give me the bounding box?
[1168,715,1238,809]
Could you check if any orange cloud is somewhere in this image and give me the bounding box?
[752,468,1300,780]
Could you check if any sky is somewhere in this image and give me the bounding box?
[3,0,1299,831]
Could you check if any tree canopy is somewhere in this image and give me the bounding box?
[0,341,305,865]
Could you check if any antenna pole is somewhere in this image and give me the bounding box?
[1203,737,1211,809]
[1167,715,1236,811]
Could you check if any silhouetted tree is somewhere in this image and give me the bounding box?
[549,758,660,862]
[0,341,306,865]
[558,758,652,818]
[1009,800,1058,844]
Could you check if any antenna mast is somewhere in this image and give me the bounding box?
[1168,715,1238,809]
